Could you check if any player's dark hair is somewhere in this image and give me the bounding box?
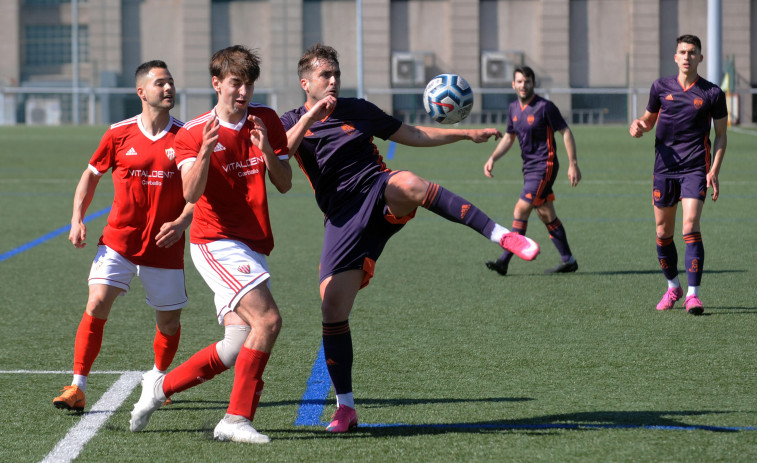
[135,60,168,84]
[298,43,339,79]
[513,66,536,82]
[677,34,702,53]
[209,45,261,85]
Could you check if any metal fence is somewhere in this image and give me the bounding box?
[0,86,750,126]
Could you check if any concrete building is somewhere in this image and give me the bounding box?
[0,0,753,125]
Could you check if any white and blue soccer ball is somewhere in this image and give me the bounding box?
[422,73,474,124]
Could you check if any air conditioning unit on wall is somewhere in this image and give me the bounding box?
[25,98,62,126]
[481,51,524,86]
[391,52,435,87]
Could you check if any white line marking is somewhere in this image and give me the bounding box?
[40,371,142,463]
[1,370,132,375]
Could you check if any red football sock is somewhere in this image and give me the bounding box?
[162,343,228,397]
[153,324,181,372]
[227,347,270,421]
[73,312,107,376]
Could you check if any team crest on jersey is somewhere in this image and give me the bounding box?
[237,264,251,274]
[693,98,704,109]
[527,114,535,125]
[341,123,356,135]
[165,148,175,161]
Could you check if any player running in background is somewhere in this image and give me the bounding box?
[129,45,292,444]
[53,61,192,412]
[483,66,581,276]
[280,43,540,433]
[629,34,727,315]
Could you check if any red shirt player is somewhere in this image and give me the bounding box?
[129,45,292,445]
[53,61,193,413]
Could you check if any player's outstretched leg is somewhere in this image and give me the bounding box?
[129,370,166,431]
[420,183,539,260]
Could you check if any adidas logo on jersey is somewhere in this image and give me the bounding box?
[214,143,226,153]
[126,147,138,156]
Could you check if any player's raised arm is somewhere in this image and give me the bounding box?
[284,95,336,155]
[249,114,292,193]
[182,115,220,203]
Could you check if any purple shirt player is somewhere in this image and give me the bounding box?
[281,44,538,435]
[484,66,582,276]
[630,34,728,316]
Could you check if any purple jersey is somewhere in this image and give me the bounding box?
[280,98,402,216]
[646,75,727,175]
[506,95,568,175]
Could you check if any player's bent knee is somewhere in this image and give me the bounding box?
[216,325,251,367]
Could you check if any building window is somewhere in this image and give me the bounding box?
[24,25,89,66]
[24,0,87,5]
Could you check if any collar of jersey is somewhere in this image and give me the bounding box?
[211,106,247,132]
[136,113,172,142]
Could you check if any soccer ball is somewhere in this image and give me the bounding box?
[422,74,474,124]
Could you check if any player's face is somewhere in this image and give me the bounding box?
[674,42,702,75]
[213,73,254,117]
[302,59,341,103]
[139,67,175,110]
[512,72,535,103]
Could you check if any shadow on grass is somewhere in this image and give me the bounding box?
[580,269,747,276]
[275,409,753,438]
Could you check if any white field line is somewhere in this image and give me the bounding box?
[1,370,132,375]
[37,371,142,463]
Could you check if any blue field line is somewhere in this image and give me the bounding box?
[294,344,330,426]
[0,207,111,263]
[293,345,757,432]
[386,141,396,160]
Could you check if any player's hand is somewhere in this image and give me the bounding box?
[155,221,183,248]
[469,128,503,143]
[248,115,274,155]
[308,96,336,122]
[707,171,719,201]
[69,222,87,248]
[568,164,582,187]
[483,158,496,178]
[200,115,220,157]
[629,119,648,138]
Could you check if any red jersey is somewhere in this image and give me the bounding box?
[89,115,186,269]
[174,103,289,255]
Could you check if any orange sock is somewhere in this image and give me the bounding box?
[153,325,181,372]
[73,312,107,376]
[227,347,270,421]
